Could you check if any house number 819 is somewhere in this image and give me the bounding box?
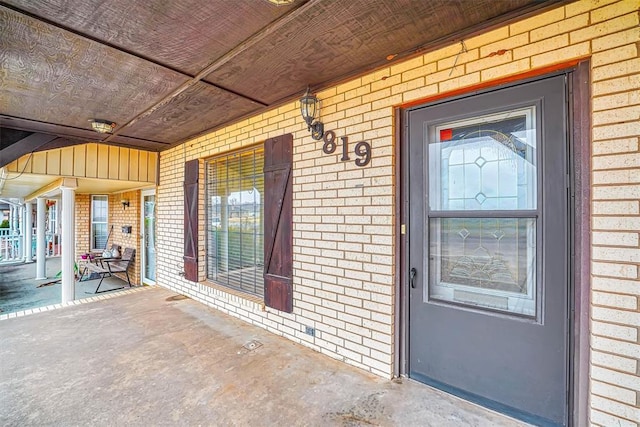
[322,130,371,167]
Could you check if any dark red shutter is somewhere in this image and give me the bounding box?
[264,134,293,312]
[183,159,199,282]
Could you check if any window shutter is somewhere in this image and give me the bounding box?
[183,159,199,282]
[264,134,293,312]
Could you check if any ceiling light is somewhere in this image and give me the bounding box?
[89,119,116,134]
[267,0,295,4]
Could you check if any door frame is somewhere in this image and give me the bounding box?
[140,188,157,286]
[395,60,591,426]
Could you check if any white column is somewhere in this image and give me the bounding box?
[24,201,33,262]
[36,197,47,279]
[60,185,76,303]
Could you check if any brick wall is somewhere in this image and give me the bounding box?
[157,1,640,424]
[108,191,141,286]
[74,191,141,286]
[74,194,90,262]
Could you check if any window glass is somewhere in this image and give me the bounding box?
[427,106,539,317]
[91,195,108,250]
[429,218,537,316]
[429,108,537,211]
[206,146,264,296]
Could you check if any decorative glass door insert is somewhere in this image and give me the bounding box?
[427,107,539,317]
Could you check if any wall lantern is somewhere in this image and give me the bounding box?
[299,86,324,140]
[120,199,130,209]
[89,119,116,134]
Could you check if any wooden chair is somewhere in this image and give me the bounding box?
[84,248,135,294]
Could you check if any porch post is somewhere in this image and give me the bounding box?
[60,181,77,303]
[36,197,46,279]
[24,201,33,262]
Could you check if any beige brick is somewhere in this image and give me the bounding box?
[593,184,640,200]
[593,153,640,170]
[590,409,638,427]
[466,51,513,74]
[423,43,468,65]
[593,305,640,327]
[593,106,640,126]
[592,380,638,405]
[593,58,640,82]
[592,337,640,362]
[593,231,640,246]
[402,62,437,82]
[510,7,565,35]
[438,72,481,93]
[592,350,638,374]
[402,84,439,104]
[594,91,640,111]
[592,319,639,340]
[513,34,569,60]
[531,13,590,42]
[593,201,640,215]
[389,55,424,76]
[437,49,479,72]
[480,58,531,82]
[571,12,640,43]
[593,74,640,97]
[530,42,591,69]
[591,395,640,423]
[591,262,638,279]
[593,43,639,67]
[565,0,620,18]
[465,26,510,50]
[593,170,640,185]
[592,1,640,24]
[593,246,640,263]
[479,33,530,58]
[593,26,640,52]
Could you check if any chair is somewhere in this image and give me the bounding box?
[84,248,135,294]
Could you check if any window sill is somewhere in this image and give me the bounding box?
[200,280,265,310]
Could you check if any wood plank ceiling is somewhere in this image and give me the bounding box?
[0,0,563,166]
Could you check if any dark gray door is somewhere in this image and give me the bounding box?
[408,76,568,426]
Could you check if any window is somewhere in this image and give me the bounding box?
[206,146,264,296]
[91,195,108,250]
[427,107,538,317]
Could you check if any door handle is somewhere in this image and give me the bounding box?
[410,268,417,288]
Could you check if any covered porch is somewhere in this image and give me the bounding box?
[0,286,528,426]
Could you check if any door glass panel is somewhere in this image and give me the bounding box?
[429,107,537,211]
[429,218,537,317]
[144,195,156,282]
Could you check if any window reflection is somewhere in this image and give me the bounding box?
[429,108,537,211]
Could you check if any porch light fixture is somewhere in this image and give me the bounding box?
[299,86,324,140]
[89,119,116,134]
[120,199,130,209]
[267,0,295,4]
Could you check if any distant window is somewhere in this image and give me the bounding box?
[91,195,108,250]
[205,146,264,296]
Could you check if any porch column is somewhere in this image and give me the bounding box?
[60,181,77,303]
[23,202,33,262]
[36,197,46,279]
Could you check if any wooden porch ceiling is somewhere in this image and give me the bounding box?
[1,0,564,166]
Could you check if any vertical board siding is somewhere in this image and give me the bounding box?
[4,143,157,184]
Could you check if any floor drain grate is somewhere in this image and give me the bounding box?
[242,340,262,351]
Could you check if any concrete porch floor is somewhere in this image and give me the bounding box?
[0,286,529,426]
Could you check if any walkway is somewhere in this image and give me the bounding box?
[0,286,529,426]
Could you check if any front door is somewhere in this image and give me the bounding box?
[408,75,569,425]
[141,189,156,285]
